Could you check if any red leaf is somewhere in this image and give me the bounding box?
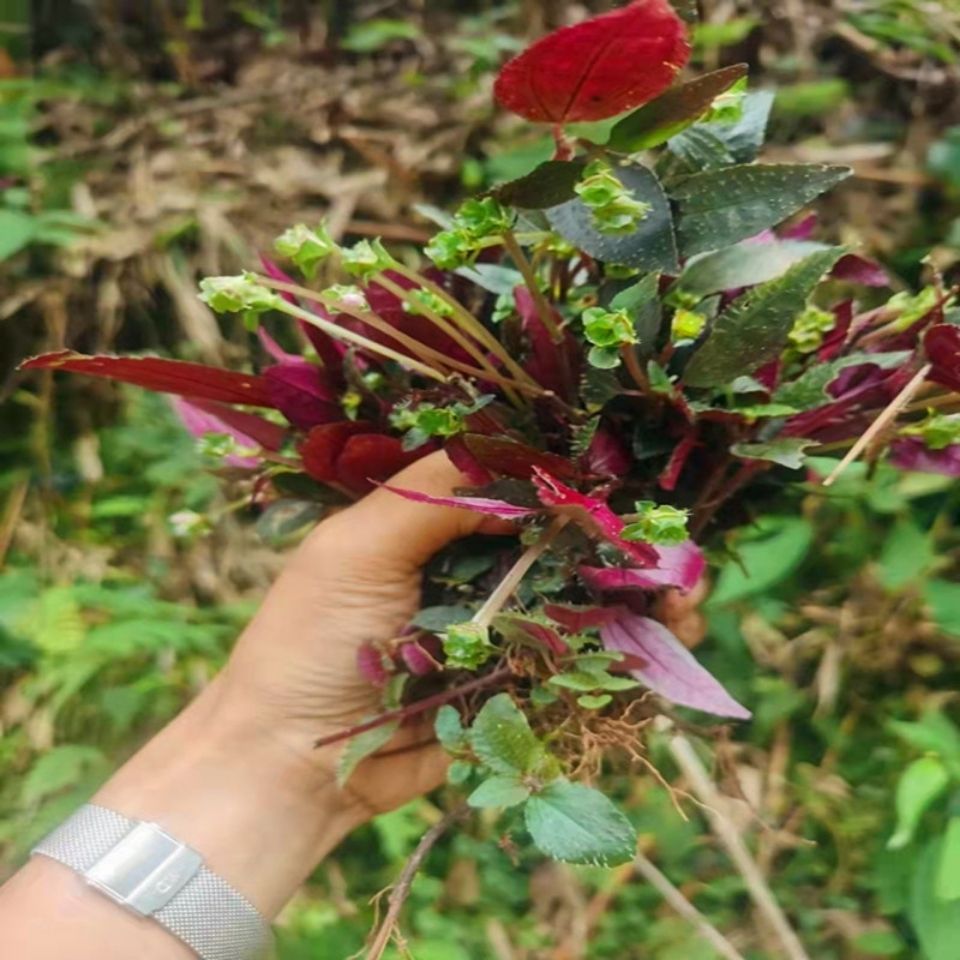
[890,438,960,477]
[20,350,273,407]
[337,435,426,493]
[173,397,286,455]
[493,0,691,124]
[463,434,579,481]
[581,425,632,478]
[382,485,538,520]
[300,421,374,482]
[544,603,624,632]
[926,324,960,393]
[264,361,341,430]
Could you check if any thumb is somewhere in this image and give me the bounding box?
[299,450,515,574]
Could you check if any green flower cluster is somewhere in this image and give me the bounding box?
[574,160,651,236]
[389,395,492,450]
[621,501,690,545]
[581,305,637,369]
[425,198,514,270]
[443,622,494,670]
[199,273,284,315]
[274,222,337,279]
[787,304,836,356]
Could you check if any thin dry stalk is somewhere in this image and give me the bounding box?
[633,852,748,960]
[667,730,813,960]
[472,517,570,629]
[365,804,468,960]
[822,364,932,487]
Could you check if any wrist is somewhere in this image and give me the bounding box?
[93,677,364,917]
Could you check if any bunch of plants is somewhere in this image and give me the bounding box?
[20,0,960,886]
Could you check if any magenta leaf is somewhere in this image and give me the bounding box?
[580,541,705,593]
[601,612,751,719]
[357,644,391,687]
[264,360,341,430]
[531,468,658,567]
[493,0,691,124]
[832,253,890,288]
[337,435,425,494]
[172,397,285,467]
[382,485,538,520]
[581,425,632,478]
[890,438,960,477]
[300,421,374,483]
[926,324,960,393]
[544,603,625,633]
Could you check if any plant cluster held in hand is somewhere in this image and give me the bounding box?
[22,0,960,868]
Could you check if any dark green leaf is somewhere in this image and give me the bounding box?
[469,693,544,775]
[660,127,735,179]
[336,721,399,787]
[698,90,776,162]
[731,438,816,470]
[467,775,531,809]
[910,838,960,960]
[524,781,636,866]
[888,757,950,850]
[493,160,586,209]
[677,240,828,298]
[673,164,852,257]
[608,64,748,152]
[682,248,845,388]
[411,605,475,633]
[255,499,325,546]
[547,164,679,272]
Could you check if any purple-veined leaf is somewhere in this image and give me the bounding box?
[601,612,751,719]
[579,540,705,593]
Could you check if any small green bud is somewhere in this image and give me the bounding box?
[404,288,454,318]
[389,396,492,450]
[889,287,941,333]
[425,228,471,269]
[787,305,835,355]
[621,501,690,546]
[455,197,513,238]
[199,273,283,314]
[575,160,651,236]
[582,306,637,348]
[340,238,393,281]
[672,308,707,342]
[443,622,494,670]
[274,223,337,279]
[324,283,369,310]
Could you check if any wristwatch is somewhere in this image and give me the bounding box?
[32,804,272,960]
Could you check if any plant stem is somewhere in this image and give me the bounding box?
[313,668,513,749]
[620,345,650,394]
[822,363,932,487]
[633,852,748,960]
[471,517,569,630]
[388,263,542,389]
[501,230,563,344]
[365,804,469,960]
[666,728,813,960]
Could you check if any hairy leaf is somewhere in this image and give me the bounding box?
[774,351,911,410]
[682,248,845,388]
[730,438,816,470]
[547,164,679,271]
[608,63,748,152]
[470,693,545,775]
[468,775,531,809]
[696,90,775,162]
[336,722,399,787]
[673,164,852,257]
[524,781,636,865]
[494,0,691,124]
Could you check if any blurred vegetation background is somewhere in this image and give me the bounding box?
[2,2,960,958]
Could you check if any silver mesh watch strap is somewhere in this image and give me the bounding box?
[32,804,272,960]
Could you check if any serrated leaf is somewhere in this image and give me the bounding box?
[337,721,399,786]
[773,351,911,410]
[660,126,736,179]
[677,239,828,298]
[682,248,845,388]
[467,775,531,809]
[608,63,748,152]
[547,164,679,271]
[673,164,852,257]
[435,705,467,752]
[888,757,950,850]
[697,89,775,162]
[493,160,586,209]
[524,781,636,866]
[469,693,545,775]
[731,438,816,470]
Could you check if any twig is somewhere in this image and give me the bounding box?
[365,804,469,960]
[501,230,563,343]
[666,730,813,960]
[822,364,932,486]
[472,517,569,630]
[313,668,512,749]
[633,852,748,960]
